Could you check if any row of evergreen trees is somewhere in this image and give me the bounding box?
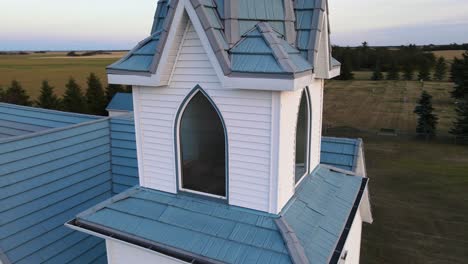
[333,42,437,75]
[414,51,468,143]
[0,73,131,116]
[338,56,447,81]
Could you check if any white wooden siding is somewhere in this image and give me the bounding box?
[339,212,363,264]
[308,79,324,170]
[275,88,303,211]
[106,240,187,264]
[135,20,273,212]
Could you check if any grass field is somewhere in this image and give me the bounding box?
[0,52,124,98]
[324,80,468,263]
[324,80,455,135]
[1,54,467,263]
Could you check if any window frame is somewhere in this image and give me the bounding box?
[294,87,312,187]
[174,86,228,200]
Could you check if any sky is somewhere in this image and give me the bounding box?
[1,0,468,50]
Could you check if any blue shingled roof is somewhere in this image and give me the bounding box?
[71,165,366,264]
[231,24,313,74]
[0,103,99,140]
[321,137,362,172]
[106,93,134,112]
[0,106,110,264]
[107,0,334,76]
[281,165,366,263]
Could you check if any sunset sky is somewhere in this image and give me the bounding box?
[1,0,468,50]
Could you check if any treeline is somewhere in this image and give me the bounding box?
[333,42,445,81]
[0,73,131,116]
[421,43,468,52]
[413,51,468,144]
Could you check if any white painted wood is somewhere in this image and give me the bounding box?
[131,0,328,214]
[339,212,363,264]
[136,17,274,212]
[308,80,324,170]
[106,239,188,264]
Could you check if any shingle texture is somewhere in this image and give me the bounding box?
[72,165,366,264]
[106,93,134,112]
[0,103,99,140]
[76,188,293,264]
[109,115,138,194]
[107,0,339,77]
[320,137,361,172]
[281,165,365,263]
[0,114,111,264]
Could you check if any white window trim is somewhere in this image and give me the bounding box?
[174,88,228,200]
[294,88,312,187]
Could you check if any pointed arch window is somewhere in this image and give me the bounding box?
[177,89,227,198]
[295,88,311,185]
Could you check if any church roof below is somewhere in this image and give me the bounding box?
[69,165,367,264]
[106,93,134,112]
[107,0,337,78]
[321,137,362,172]
[0,103,100,140]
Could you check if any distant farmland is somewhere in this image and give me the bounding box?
[0,52,125,98]
[432,49,466,61]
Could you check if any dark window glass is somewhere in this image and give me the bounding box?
[179,92,226,197]
[295,91,309,183]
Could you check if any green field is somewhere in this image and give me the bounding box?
[1,54,467,263]
[0,52,124,98]
[324,80,468,263]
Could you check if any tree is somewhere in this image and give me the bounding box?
[418,61,432,81]
[0,86,4,102]
[371,62,384,81]
[413,91,438,139]
[106,84,126,103]
[62,78,87,113]
[451,51,468,100]
[402,63,414,80]
[336,53,354,80]
[3,80,32,106]
[450,99,468,143]
[85,73,106,115]
[433,57,447,81]
[36,80,61,110]
[386,60,400,80]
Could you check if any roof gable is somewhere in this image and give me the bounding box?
[107,0,337,81]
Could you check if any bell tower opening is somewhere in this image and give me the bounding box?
[295,89,311,184]
[177,90,227,198]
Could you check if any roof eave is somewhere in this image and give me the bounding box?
[66,219,222,264]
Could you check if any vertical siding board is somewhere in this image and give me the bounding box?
[0,118,112,264]
[136,20,272,212]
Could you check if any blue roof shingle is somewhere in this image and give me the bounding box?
[320,137,362,172]
[106,93,134,112]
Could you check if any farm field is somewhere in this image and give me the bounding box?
[324,80,468,263]
[0,52,125,98]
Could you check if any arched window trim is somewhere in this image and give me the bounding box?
[294,87,312,187]
[174,85,229,200]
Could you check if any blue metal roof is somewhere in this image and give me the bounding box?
[231,24,313,74]
[321,137,362,172]
[282,165,366,263]
[106,93,134,112]
[0,118,111,264]
[71,165,366,264]
[0,103,99,140]
[74,187,292,264]
[106,0,332,77]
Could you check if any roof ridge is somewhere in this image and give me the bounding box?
[257,22,297,73]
